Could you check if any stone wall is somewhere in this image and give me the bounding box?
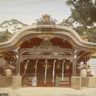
[71,76,96,89]
[12,75,22,88]
[87,77,96,88]
[71,76,81,89]
[0,75,12,87]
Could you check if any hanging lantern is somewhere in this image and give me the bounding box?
[5,69,12,77]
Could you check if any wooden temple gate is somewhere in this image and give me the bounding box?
[0,15,96,88]
[16,46,75,87]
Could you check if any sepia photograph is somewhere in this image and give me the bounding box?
[0,0,96,96]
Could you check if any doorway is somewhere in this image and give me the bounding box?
[20,59,72,87]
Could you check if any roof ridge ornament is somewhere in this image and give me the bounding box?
[36,14,57,25]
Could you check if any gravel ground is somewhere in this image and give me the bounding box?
[0,87,96,96]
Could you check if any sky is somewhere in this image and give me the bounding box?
[0,0,71,24]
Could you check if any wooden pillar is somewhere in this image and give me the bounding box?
[15,53,21,75]
[52,60,56,83]
[73,58,77,76]
[44,60,48,84]
[35,59,38,76]
[73,50,77,76]
[61,60,64,81]
[12,51,22,88]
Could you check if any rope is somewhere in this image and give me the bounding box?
[22,60,29,77]
[34,59,38,76]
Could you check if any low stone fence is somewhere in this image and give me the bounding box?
[71,76,96,89]
[12,75,22,88]
[0,75,12,87]
[0,75,22,88]
[87,76,96,88]
[71,76,81,89]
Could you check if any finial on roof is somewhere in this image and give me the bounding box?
[36,14,57,25]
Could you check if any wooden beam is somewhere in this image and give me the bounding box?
[19,48,74,55]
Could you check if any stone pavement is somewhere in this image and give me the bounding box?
[0,87,96,96]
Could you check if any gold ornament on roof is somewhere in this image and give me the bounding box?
[36,14,57,25]
[42,14,50,22]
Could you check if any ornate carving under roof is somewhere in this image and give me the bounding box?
[0,15,96,52]
[36,14,56,25]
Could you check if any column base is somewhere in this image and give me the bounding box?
[87,76,96,88]
[71,76,81,90]
[12,74,22,88]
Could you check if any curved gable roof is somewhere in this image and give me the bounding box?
[0,24,96,51]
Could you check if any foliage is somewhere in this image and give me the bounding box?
[0,30,12,42]
[66,0,96,42]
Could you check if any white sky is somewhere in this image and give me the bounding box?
[0,0,71,24]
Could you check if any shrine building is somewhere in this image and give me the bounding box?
[0,15,96,88]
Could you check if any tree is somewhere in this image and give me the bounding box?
[66,0,96,42]
[0,30,12,42]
